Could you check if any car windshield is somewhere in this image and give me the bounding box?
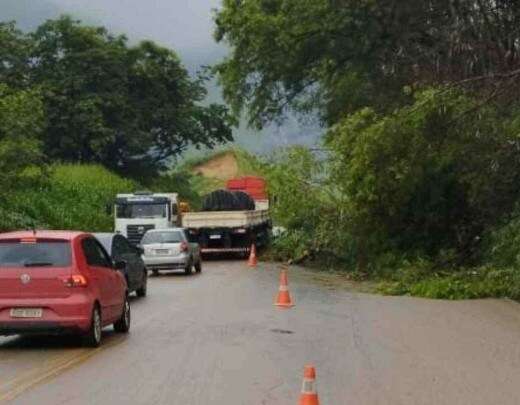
[116,203,167,219]
[141,231,183,245]
[0,240,72,267]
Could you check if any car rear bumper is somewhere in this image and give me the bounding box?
[143,255,189,271]
[0,321,85,336]
[0,295,93,336]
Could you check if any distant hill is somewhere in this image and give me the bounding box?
[191,150,239,181]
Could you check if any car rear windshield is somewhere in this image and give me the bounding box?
[141,231,183,245]
[0,239,72,267]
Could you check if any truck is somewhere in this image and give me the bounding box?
[113,192,180,245]
[181,176,271,255]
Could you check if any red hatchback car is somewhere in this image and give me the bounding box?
[0,231,130,347]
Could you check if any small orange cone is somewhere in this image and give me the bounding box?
[274,269,294,307]
[248,243,258,267]
[299,365,320,405]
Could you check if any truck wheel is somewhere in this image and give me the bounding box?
[152,269,159,276]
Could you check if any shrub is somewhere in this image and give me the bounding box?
[378,266,520,300]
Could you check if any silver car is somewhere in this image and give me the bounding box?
[141,228,202,276]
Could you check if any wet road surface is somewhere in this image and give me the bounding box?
[1,260,520,404]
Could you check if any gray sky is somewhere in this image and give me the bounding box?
[49,0,227,71]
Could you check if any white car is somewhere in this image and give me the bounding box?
[140,228,202,276]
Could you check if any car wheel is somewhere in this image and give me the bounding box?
[195,260,202,273]
[184,261,193,275]
[152,269,159,276]
[83,306,102,348]
[114,296,131,333]
[136,272,147,297]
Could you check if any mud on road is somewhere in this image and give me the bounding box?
[1,260,520,404]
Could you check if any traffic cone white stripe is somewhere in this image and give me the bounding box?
[298,365,320,405]
[302,379,316,393]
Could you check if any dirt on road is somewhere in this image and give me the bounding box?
[1,261,520,404]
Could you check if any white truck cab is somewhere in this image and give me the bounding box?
[114,192,179,245]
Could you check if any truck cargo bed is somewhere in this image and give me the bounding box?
[182,210,269,229]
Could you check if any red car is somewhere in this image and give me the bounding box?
[0,231,130,347]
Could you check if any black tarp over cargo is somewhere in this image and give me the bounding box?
[202,190,255,211]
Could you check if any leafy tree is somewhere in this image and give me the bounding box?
[0,22,31,88]
[326,88,520,263]
[0,16,233,179]
[30,17,233,178]
[266,147,323,232]
[0,84,45,190]
[214,0,520,128]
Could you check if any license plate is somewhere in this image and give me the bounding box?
[10,308,43,318]
[209,234,221,240]
[155,249,170,255]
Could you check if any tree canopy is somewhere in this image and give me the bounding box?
[215,0,520,128]
[0,16,233,178]
[0,84,45,190]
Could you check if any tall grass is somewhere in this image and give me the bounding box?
[0,164,136,232]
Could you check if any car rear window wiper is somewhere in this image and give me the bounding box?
[23,262,54,267]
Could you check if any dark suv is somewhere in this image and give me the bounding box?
[95,233,148,297]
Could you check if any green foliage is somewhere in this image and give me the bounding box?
[267,230,314,262]
[256,146,357,265]
[326,88,520,261]
[0,16,233,179]
[484,209,520,268]
[0,84,45,190]
[378,266,520,300]
[0,164,136,232]
[215,0,520,128]
[0,22,31,87]
[214,0,408,127]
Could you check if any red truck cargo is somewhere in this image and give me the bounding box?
[226,176,268,200]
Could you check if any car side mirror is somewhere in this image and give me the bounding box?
[114,260,126,270]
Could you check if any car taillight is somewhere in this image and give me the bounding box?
[61,275,88,288]
[180,241,189,252]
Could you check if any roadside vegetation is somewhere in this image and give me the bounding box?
[0,165,135,232]
[214,0,520,299]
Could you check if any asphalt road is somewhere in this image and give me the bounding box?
[2,260,520,404]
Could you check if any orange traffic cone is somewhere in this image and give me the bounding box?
[248,243,258,267]
[274,269,294,307]
[299,365,320,405]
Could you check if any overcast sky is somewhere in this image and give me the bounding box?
[49,0,227,71]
